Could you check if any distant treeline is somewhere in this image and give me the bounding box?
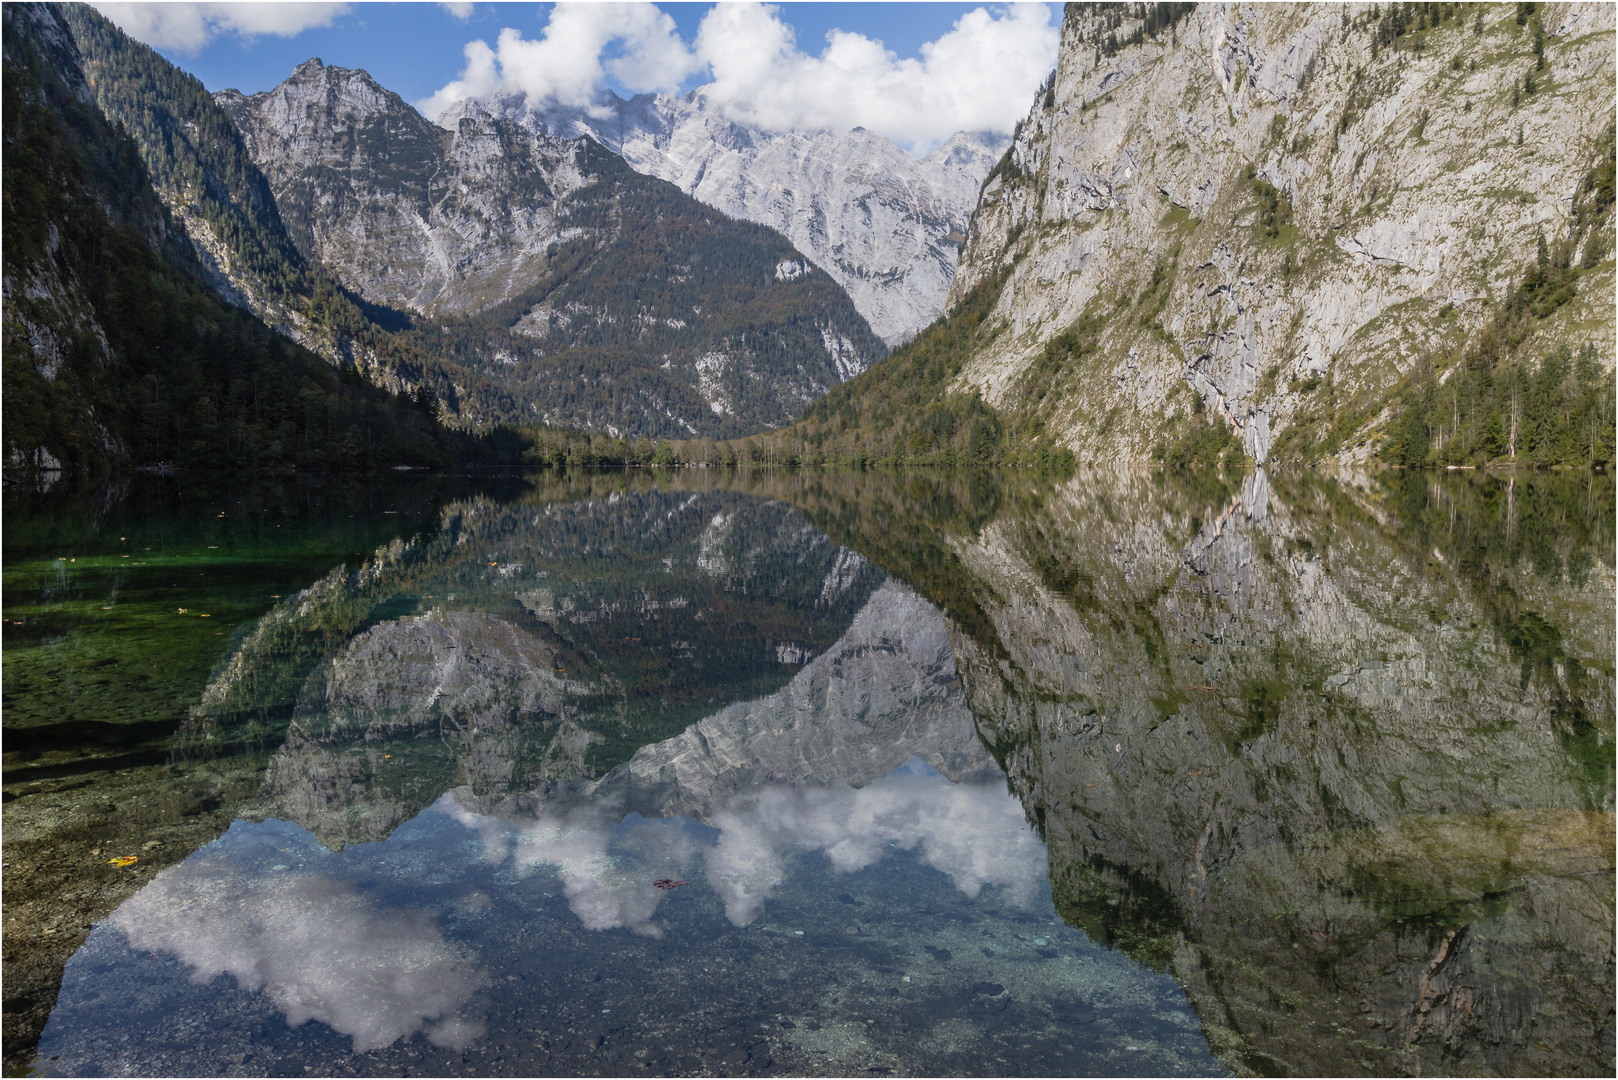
[472,269,1076,471]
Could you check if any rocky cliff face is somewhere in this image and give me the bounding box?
[1,3,125,476]
[948,2,1616,465]
[927,469,1614,1076]
[5,4,448,480]
[442,90,1007,346]
[215,61,884,436]
[218,60,585,318]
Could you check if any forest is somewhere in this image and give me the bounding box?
[2,5,451,477]
[1381,125,1616,469]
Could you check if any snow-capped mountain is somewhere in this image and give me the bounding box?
[437,90,1008,346]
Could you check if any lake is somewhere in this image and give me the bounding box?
[3,467,1612,1077]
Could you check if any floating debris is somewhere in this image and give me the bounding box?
[108,856,138,868]
[652,879,689,890]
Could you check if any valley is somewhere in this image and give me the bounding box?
[1,5,1613,1078]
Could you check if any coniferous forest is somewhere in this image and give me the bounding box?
[2,6,451,475]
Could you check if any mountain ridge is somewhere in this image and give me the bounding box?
[3,2,449,478]
[437,88,1007,345]
[58,2,887,442]
[212,56,886,438]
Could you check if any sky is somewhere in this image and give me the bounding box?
[89,2,1061,152]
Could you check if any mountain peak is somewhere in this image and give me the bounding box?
[471,86,1004,344]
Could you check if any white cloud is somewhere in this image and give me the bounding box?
[416,1,701,123]
[440,1,475,20]
[110,850,486,1052]
[694,2,1058,149]
[91,2,350,53]
[422,1,1060,151]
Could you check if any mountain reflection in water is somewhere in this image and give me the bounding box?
[23,467,1615,1078]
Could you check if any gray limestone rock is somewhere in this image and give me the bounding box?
[947,3,1616,465]
[438,90,1007,346]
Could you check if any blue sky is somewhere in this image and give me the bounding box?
[133,4,1030,103]
[95,3,1061,150]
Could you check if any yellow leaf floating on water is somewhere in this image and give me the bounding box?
[108,856,138,868]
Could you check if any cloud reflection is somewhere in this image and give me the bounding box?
[110,848,485,1052]
[706,765,1046,925]
[447,761,1045,930]
[441,795,701,936]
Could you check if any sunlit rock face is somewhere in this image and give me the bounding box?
[441,90,1007,346]
[947,4,1616,465]
[922,469,1614,1076]
[217,60,589,317]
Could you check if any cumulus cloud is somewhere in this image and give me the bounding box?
[694,2,1059,149]
[420,1,1059,151]
[440,1,475,20]
[416,1,701,123]
[110,848,485,1052]
[90,2,350,53]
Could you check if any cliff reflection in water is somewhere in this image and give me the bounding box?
[50,466,1613,1078]
[746,466,1613,1078]
[53,477,1227,1077]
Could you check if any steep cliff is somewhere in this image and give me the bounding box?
[770,464,1614,1077]
[2,3,448,479]
[444,90,1006,346]
[945,2,1615,465]
[213,60,884,437]
[58,2,480,408]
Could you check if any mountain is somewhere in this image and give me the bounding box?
[756,465,1614,1077]
[59,4,885,439]
[1,3,449,479]
[440,90,1008,346]
[58,2,479,412]
[210,59,884,438]
[946,1,1616,467]
[747,3,1615,471]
